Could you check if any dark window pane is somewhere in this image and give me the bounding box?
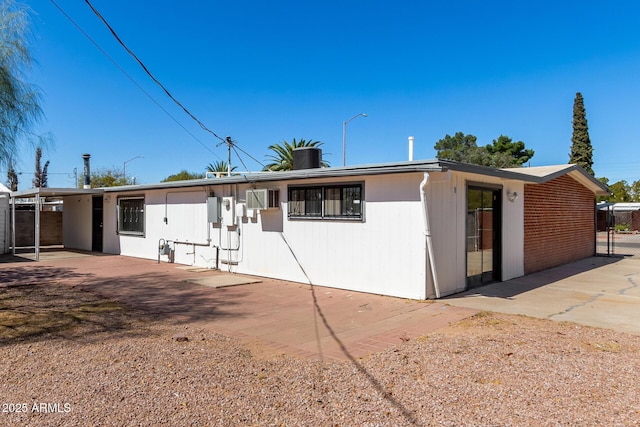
[306,188,322,216]
[324,187,341,216]
[118,198,144,234]
[342,186,361,216]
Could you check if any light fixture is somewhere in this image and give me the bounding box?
[507,191,519,202]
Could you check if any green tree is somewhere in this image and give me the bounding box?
[79,168,127,188]
[630,179,640,202]
[0,1,44,167]
[263,138,328,171]
[6,159,18,190]
[435,132,534,168]
[161,170,204,182]
[434,132,479,163]
[206,161,237,176]
[486,135,534,167]
[32,146,48,188]
[569,92,594,175]
[608,180,631,203]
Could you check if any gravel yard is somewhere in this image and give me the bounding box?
[2,281,640,426]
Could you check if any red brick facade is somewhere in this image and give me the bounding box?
[524,175,595,274]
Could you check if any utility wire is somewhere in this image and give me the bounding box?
[232,143,266,169]
[83,0,226,143]
[55,0,264,172]
[81,0,265,172]
[49,0,223,161]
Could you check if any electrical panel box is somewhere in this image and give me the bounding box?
[235,202,247,218]
[246,189,280,210]
[207,197,221,223]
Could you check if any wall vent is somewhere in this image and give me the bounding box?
[246,189,279,210]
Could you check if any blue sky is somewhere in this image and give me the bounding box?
[7,0,640,188]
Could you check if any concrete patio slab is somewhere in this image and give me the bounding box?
[445,256,640,336]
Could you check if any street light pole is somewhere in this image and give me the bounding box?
[123,156,143,183]
[342,113,367,166]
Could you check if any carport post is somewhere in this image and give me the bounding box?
[11,196,15,256]
[35,193,40,261]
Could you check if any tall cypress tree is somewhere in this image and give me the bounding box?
[569,92,594,175]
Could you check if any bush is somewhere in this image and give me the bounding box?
[615,223,630,232]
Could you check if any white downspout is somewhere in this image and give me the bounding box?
[420,173,440,299]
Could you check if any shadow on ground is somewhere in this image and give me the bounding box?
[0,282,160,346]
[455,256,623,299]
[0,261,253,347]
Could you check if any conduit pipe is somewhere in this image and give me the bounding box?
[420,173,441,299]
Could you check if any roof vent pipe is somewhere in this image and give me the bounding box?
[408,136,415,161]
[82,154,91,189]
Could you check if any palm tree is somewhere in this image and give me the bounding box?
[263,138,328,171]
[206,160,237,176]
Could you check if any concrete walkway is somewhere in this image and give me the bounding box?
[445,256,640,336]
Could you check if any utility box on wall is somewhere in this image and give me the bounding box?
[207,197,221,223]
[222,196,235,225]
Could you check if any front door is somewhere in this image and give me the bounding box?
[92,196,103,252]
[466,187,501,288]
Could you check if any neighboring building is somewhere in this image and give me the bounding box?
[10,159,609,299]
[597,203,640,232]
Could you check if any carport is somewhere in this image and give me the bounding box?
[9,187,103,260]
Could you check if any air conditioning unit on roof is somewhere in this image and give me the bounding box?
[246,189,279,210]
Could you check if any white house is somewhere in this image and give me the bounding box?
[10,158,609,299]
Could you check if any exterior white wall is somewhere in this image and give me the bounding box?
[62,195,93,250]
[424,172,466,297]
[103,175,429,299]
[0,193,8,253]
[220,174,428,299]
[501,180,525,280]
[103,188,219,266]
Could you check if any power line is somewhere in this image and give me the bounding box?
[48,0,223,162]
[53,0,265,173]
[83,0,226,143]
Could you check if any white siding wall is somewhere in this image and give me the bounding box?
[62,195,93,250]
[102,175,429,299]
[0,193,8,253]
[425,172,466,297]
[501,180,525,280]
[103,189,218,266]
[227,174,428,299]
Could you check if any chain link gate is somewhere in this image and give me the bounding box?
[596,203,640,257]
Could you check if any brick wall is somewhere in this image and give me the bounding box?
[524,175,595,274]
